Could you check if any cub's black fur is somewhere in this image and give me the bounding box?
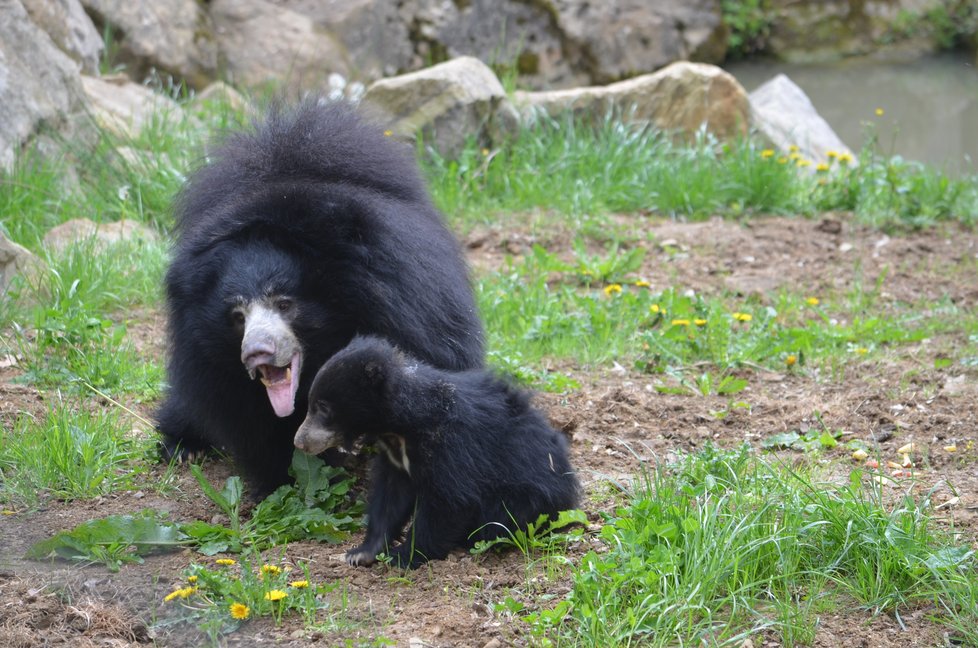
[158,100,484,497]
[295,336,580,568]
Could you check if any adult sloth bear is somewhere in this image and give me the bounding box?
[158,100,484,497]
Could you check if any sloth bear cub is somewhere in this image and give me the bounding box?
[294,336,580,568]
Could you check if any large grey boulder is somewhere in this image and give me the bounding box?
[515,62,750,142]
[372,0,726,90]
[0,233,39,292]
[363,56,517,159]
[277,0,414,80]
[81,74,180,138]
[0,0,90,170]
[79,0,217,87]
[749,74,855,165]
[43,218,160,253]
[210,0,350,91]
[551,0,727,84]
[22,0,103,74]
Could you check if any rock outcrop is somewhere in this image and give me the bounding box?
[79,0,218,88]
[515,62,750,141]
[363,56,517,158]
[0,0,92,170]
[749,74,855,165]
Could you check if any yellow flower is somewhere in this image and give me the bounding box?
[788,152,802,161]
[163,587,196,602]
[187,575,198,584]
[732,312,752,322]
[289,580,310,589]
[805,297,819,306]
[1,510,15,515]
[649,304,661,314]
[786,354,797,367]
[480,148,490,156]
[826,150,838,160]
[760,149,775,159]
[671,319,690,327]
[837,152,854,165]
[815,162,830,172]
[265,589,288,602]
[383,129,393,137]
[230,602,250,620]
[603,284,622,296]
[777,157,788,164]
[796,159,811,168]
[215,558,236,566]
[875,107,884,116]
[693,318,707,326]
[854,347,868,355]
[260,565,282,576]
[634,280,650,288]
[788,145,799,153]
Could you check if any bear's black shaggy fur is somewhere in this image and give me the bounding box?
[294,335,580,569]
[158,101,484,497]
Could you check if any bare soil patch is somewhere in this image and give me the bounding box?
[2,214,976,647]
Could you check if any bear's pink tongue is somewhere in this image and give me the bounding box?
[259,355,300,417]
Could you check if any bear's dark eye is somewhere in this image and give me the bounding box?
[316,402,333,422]
[231,310,245,326]
[276,298,293,313]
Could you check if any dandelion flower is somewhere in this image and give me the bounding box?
[480,148,490,156]
[260,565,282,576]
[649,304,661,314]
[788,145,799,153]
[805,297,819,306]
[693,318,707,326]
[777,157,788,165]
[634,280,650,288]
[786,354,797,367]
[875,107,884,116]
[796,159,811,168]
[838,152,854,165]
[187,575,198,584]
[826,150,838,160]
[230,602,250,620]
[383,129,393,137]
[854,347,868,355]
[265,589,288,602]
[289,580,310,589]
[788,152,802,161]
[815,162,830,172]
[671,319,690,327]
[163,587,195,602]
[603,284,622,296]
[215,558,236,566]
[760,149,775,159]
[732,312,752,322]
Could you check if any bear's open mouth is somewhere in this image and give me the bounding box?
[253,354,302,418]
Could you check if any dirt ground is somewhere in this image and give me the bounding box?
[1,214,976,647]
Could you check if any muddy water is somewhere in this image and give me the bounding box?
[727,53,978,174]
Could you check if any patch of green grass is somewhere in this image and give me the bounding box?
[424,114,978,230]
[0,403,159,507]
[2,239,168,395]
[504,444,975,646]
[477,245,973,386]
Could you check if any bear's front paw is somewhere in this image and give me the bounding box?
[345,546,378,567]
